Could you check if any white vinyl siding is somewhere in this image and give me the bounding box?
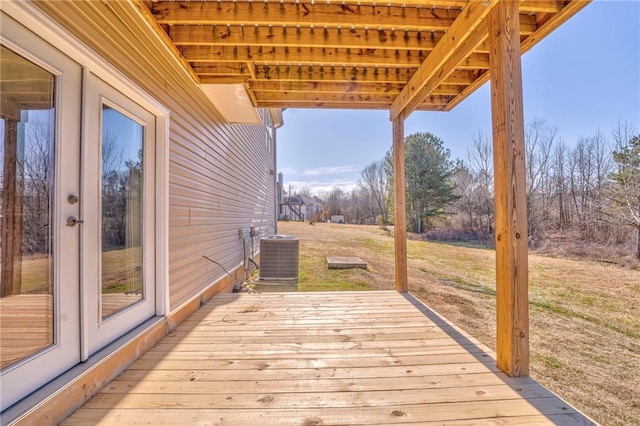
[34,1,276,309]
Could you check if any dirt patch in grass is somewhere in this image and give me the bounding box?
[278,221,640,425]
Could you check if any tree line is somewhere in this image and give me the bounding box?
[313,120,640,260]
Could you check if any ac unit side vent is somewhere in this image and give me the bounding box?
[259,235,300,281]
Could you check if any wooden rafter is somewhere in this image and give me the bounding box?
[144,0,590,111]
[444,0,591,111]
[154,2,459,31]
[389,0,497,119]
[250,80,462,96]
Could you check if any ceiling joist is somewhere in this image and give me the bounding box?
[390,0,496,119]
[153,2,459,31]
[141,0,591,112]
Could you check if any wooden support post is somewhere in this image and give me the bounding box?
[1,118,22,296]
[488,0,529,377]
[393,112,408,293]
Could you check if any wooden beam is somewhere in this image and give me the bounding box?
[181,46,433,67]
[130,0,201,84]
[357,0,563,13]
[1,119,21,296]
[182,45,492,70]
[519,0,591,52]
[444,0,591,111]
[251,80,405,94]
[153,2,458,31]
[255,99,447,111]
[254,91,452,106]
[253,65,418,84]
[250,80,462,96]
[389,0,498,120]
[169,25,446,52]
[196,64,480,86]
[198,76,251,84]
[392,112,408,293]
[488,0,529,377]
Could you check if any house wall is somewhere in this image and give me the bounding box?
[33,1,276,309]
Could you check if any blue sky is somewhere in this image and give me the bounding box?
[276,0,640,196]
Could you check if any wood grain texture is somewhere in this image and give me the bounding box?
[62,291,594,425]
[389,0,497,119]
[138,0,588,110]
[392,114,408,293]
[0,294,53,368]
[488,0,530,378]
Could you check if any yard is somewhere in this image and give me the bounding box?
[277,221,640,425]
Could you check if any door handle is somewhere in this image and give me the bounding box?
[66,216,84,227]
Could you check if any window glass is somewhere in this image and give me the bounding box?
[0,45,56,369]
[101,105,144,318]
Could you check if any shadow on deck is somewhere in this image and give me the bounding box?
[63,291,596,425]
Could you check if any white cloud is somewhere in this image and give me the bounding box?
[278,167,298,176]
[302,165,359,176]
[287,179,358,196]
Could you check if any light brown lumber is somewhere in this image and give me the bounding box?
[81,383,552,409]
[128,352,493,370]
[390,0,497,119]
[444,0,592,111]
[63,398,577,425]
[488,0,529,377]
[392,112,408,292]
[1,119,21,296]
[118,360,499,382]
[153,2,458,30]
[149,336,470,353]
[94,373,511,395]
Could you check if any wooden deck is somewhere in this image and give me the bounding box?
[64,291,595,425]
[0,294,53,369]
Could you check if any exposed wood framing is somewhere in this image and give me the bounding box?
[392,113,408,293]
[153,2,459,30]
[144,0,589,110]
[488,0,529,377]
[444,0,591,111]
[389,0,497,119]
[1,119,22,297]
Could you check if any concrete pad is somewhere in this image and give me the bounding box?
[327,257,368,270]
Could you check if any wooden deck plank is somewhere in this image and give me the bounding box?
[81,383,556,408]
[64,398,580,425]
[63,291,594,425]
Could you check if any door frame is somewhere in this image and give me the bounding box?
[1,0,170,409]
[0,12,82,410]
[82,72,158,358]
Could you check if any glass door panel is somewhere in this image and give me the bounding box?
[1,12,81,410]
[83,73,155,357]
[0,45,56,369]
[101,106,144,318]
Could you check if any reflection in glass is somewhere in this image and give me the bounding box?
[0,46,55,369]
[101,106,144,318]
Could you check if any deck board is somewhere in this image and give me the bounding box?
[64,291,595,425]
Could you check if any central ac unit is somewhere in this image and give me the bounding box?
[259,235,299,281]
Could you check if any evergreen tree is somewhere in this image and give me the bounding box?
[386,132,459,233]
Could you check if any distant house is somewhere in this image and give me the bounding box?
[280,194,325,222]
[331,215,345,224]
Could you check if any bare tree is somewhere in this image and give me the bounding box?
[609,123,640,259]
[358,160,389,225]
[466,131,494,240]
[525,118,556,238]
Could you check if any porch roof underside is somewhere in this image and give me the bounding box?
[142,0,588,115]
[64,291,592,424]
